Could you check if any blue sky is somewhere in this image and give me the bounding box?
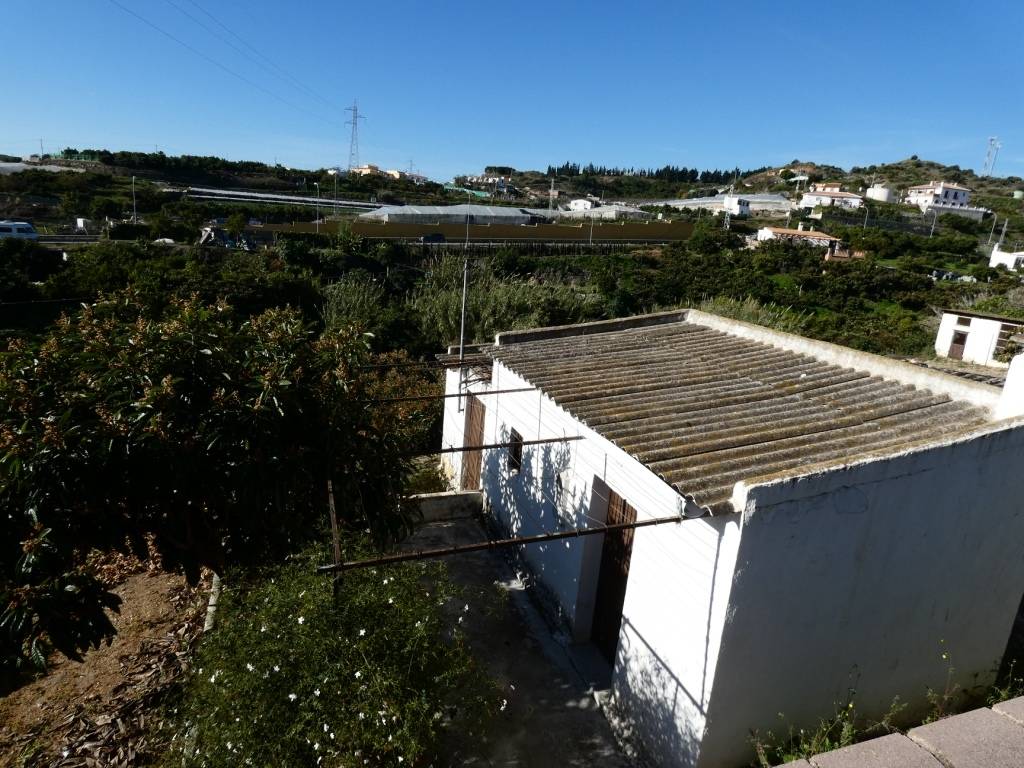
[6,0,1024,181]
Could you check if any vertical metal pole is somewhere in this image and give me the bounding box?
[929,210,937,238]
[327,478,341,597]
[132,176,137,224]
[863,204,869,229]
[458,245,469,412]
[989,216,998,245]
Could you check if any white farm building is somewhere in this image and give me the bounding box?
[441,309,1024,768]
[990,242,1024,271]
[799,183,863,209]
[935,308,1024,368]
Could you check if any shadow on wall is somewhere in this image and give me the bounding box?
[481,430,579,625]
[615,617,702,768]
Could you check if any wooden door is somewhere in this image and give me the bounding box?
[460,395,486,490]
[591,488,637,664]
[948,331,967,361]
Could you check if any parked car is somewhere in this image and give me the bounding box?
[418,233,446,243]
[0,220,39,240]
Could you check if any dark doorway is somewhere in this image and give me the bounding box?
[948,331,968,360]
[591,488,637,664]
[460,395,486,490]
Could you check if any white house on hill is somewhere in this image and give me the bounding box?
[906,181,988,222]
[935,308,1024,368]
[799,183,863,209]
[441,310,1024,768]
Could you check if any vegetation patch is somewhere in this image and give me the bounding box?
[165,545,497,767]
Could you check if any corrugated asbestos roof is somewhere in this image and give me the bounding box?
[489,320,990,513]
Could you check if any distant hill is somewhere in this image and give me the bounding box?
[494,156,1022,204]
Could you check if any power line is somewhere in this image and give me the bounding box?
[174,0,338,113]
[106,0,342,130]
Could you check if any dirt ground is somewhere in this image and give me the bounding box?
[0,570,207,768]
[404,517,633,767]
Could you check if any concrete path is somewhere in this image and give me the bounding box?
[403,517,631,767]
[777,696,1024,768]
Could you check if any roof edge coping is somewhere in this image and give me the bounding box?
[494,309,689,346]
[687,308,1002,414]
[938,307,1024,325]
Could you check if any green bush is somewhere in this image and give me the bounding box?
[168,546,497,766]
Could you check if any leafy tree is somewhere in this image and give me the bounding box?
[226,212,248,238]
[0,292,429,681]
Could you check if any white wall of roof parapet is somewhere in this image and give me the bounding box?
[687,309,1003,413]
[699,420,1024,767]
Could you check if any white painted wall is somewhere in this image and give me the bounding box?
[445,359,744,766]
[799,192,863,209]
[934,312,1007,368]
[569,198,594,211]
[696,423,1024,767]
[723,196,749,216]
[865,184,895,203]
[990,243,1024,271]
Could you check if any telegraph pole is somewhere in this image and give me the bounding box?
[132,176,137,224]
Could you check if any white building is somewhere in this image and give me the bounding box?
[721,195,750,216]
[935,308,1024,368]
[865,183,896,203]
[905,181,989,221]
[652,193,793,216]
[989,243,1024,271]
[568,198,594,211]
[906,180,972,211]
[799,183,863,209]
[441,309,1024,768]
[755,225,841,255]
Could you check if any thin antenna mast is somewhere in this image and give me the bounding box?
[345,100,365,171]
[982,136,1002,177]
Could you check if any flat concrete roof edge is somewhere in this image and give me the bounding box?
[687,309,1002,413]
[494,309,690,346]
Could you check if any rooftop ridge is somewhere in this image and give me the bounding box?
[494,309,689,346]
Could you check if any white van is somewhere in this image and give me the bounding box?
[0,221,39,240]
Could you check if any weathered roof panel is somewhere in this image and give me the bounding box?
[489,319,990,513]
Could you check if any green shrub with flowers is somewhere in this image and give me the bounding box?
[167,544,497,767]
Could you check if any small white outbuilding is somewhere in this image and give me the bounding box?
[935,308,1024,368]
[990,243,1024,271]
[441,309,1024,768]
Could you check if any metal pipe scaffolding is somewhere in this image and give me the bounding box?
[317,512,684,573]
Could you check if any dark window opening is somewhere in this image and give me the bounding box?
[508,429,523,473]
